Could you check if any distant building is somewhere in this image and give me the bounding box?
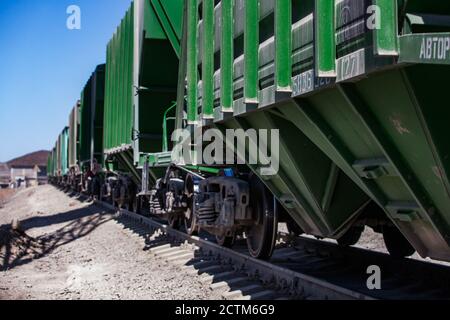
[0,163,10,188]
[7,150,50,188]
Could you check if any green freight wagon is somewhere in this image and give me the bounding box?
[75,64,106,196]
[47,151,52,179]
[102,0,183,206]
[68,101,81,189]
[177,0,450,261]
[55,139,60,179]
[55,127,69,183]
[47,147,56,181]
[52,146,57,178]
[79,64,106,171]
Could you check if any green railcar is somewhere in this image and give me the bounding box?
[79,64,106,171]
[55,127,69,180]
[47,148,55,180]
[68,101,80,171]
[176,0,450,261]
[103,0,183,185]
[52,147,57,178]
[46,0,450,262]
[67,101,81,190]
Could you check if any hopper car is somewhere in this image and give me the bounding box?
[47,0,450,262]
[48,127,69,185]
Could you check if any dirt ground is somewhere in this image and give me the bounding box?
[0,185,222,300]
[1,186,447,300]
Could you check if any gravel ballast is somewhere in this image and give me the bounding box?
[0,185,222,300]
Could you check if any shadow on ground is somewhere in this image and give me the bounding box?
[117,216,274,300]
[0,202,112,271]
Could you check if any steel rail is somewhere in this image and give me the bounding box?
[95,200,374,300]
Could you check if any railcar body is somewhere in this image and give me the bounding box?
[178,0,450,261]
[53,127,69,184]
[100,0,183,208]
[67,101,81,189]
[79,65,106,170]
[47,147,57,183]
[48,0,450,262]
[77,65,106,195]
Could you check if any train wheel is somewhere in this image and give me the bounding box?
[337,226,364,247]
[246,175,278,260]
[184,174,198,236]
[184,201,198,236]
[216,235,235,248]
[383,226,415,258]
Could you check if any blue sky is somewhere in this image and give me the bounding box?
[0,0,132,162]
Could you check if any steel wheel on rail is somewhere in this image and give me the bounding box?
[184,174,199,236]
[246,174,278,260]
[184,195,199,236]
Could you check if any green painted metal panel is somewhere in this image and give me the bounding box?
[275,0,292,90]
[286,64,450,261]
[221,0,234,112]
[186,0,198,124]
[149,0,183,57]
[138,0,182,158]
[47,154,51,177]
[124,8,133,148]
[315,0,336,77]
[399,33,450,65]
[57,127,69,176]
[79,84,89,163]
[79,65,105,169]
[103,0,183,179]
[245,0,260,102]
[201,0,215,118]
[218,109,369,236]
[68,102,80,169]
[374,0,398,56]
[104,5,134,153]
[47,150,55,178]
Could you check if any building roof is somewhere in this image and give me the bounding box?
[7,150,50,168]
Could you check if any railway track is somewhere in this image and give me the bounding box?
[93,199,450,301]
